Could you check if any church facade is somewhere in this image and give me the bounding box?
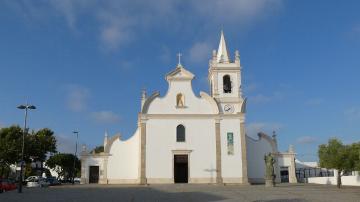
[80,32,297,185]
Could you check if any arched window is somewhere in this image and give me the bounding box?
[223,75,232,93]
[176,93,185,107]
[176,124,185,142]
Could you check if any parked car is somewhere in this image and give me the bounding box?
[46,177,61,186]
[26,177,49,188]
[74,178,81,184]
[25,176,40,183]
[0,179,17,193]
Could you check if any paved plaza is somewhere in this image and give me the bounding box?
[1,183,359,202]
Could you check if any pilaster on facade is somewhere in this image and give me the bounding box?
[139,122,147,185]
[215,119,223,184]
[240,120,249,184]
[100,158,109,184]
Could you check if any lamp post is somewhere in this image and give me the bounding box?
[17,103,36,193]
[72,131,79,184]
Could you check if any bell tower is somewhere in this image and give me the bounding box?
[208,31,244,114]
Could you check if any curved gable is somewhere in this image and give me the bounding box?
[141,91,160,114]
[145,67,218,114]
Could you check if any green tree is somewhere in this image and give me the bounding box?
[349,142,360,172]
[46,153,80,181]
[318,139,355,188]
[0,126,23,177]
[90,145,104,154]
[26,128,57,162]
[0,126,57,178]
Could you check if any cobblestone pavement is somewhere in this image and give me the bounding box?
[1,183,359,202]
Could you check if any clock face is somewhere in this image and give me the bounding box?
[224,104,234,113]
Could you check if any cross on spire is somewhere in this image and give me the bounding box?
[177,52,182,66]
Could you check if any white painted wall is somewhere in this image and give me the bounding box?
[220,119,243,181]
[81,156,104,183]
[278,156,291,167]
[308,176,360,186]
[147,80,216,114]
[146,118,216,182]
[107,129,140,181]
[246,136,273,182]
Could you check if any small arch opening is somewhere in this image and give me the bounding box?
[223,75,232,93]
[176,124,185,142]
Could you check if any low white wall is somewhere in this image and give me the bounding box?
[308,176,360,186]
[81,156,105,184]
[107,129,140,182]
[246,136,274,183]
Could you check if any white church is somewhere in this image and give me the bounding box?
[80,32,297,185]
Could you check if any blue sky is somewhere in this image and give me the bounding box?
[0,0,359,161]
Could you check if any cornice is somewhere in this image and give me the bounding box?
[141,113,244,119]
[104,134,121,153]
[80,153,110,158]
[141,91,160,114]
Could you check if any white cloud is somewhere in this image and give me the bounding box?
[91,110,120,124]
[344,107,360,120]
[97,11,134,51]
[6,1,283,51]
[188,42,212,63]
[49,0,77,29]
[296,136,317,144]
[191,0,283,25]
[65,85,90,112]
[246,122,283,138]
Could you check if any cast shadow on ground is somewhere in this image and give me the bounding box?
[1,186,227,202]
[253,199,307,202]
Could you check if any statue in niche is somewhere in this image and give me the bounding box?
[176,93,185,107]
[264,152,276,187]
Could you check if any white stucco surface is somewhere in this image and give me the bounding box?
[146,118,217,181]
[308,175,360,186]
[106,129,140,181]
[220,119,243,181]
[81,156,105,184]
[147,80,216,114]
[246,136,273,182]
[278,156,291,167]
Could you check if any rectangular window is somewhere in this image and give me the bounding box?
[227,132,234,155]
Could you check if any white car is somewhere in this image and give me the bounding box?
[25,176,40,182]
[26,177,49,188]
[74,177,81,184]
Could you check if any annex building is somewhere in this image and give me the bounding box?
[80,32,297,185]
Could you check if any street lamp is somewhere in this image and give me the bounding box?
[72,130,79,185]
[17,103,36,193]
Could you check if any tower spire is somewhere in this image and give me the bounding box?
[216,30,230,63]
